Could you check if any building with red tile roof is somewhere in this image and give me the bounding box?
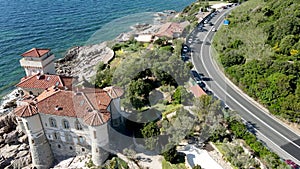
[14,47,125,168]
[14,86,119,167]
[19,48,56,76]
[21,48,50,58]
[16,74,74,96]
[155,22,185,38]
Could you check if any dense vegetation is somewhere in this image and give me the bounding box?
[213,0,300,123]
[193,95,288,169]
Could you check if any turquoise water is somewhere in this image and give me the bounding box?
[0,0,195,99]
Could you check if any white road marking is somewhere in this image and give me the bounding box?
[191,8,300,161]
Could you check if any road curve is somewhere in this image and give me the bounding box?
[189,7,300,164]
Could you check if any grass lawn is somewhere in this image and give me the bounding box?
[162,159,187,169]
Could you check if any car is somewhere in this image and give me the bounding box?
[182,45,190,53]
[245,122,255,134]
[181,54,188,61]
[212,27,216,32]
[193,76,201,83]
[285,160,299,169]
[204,20,208,24]
[198,81,206,88]
[208,22,213,26]
[190,70,199,78]
[197,26,203,31]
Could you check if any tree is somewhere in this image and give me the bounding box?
[141,122,160,150]
[94,64,114,88]
[172,86,192,105]
[220,50,246,68]
[141,122,160,138]
[193,165,202,169]
[162,146,177,163]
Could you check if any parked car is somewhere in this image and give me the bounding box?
[285,159,299,169]
[212,27,216,32]
[182,45,190,53]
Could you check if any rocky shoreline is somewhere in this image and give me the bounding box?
[0,113,31,169]
[54,10,177,83]
[55,42,114,82]
[0,10,179,169]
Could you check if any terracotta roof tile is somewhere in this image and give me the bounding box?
[14,103,38,117]
[83,109,111,126]
[16,74,71,90]
[35,87,112,125]
[104,86,124,99]
[37,89,77,117]
[80,88,112,110]
[156,22,183,38]
[190,85,206,97]
[21,48,50,58]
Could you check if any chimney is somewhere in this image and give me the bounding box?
[55,105,61,111]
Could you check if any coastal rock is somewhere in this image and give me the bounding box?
[17,144,28,151]
[0,113,31,169]
[0,126,10,135]
[5,130,18,144]
[55,42,114,82]
[16,150,29,158]
[17,135,28,144]
[12,155,32,169]
[0,112,17,129]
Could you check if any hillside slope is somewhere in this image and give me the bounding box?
[213,0,300,123]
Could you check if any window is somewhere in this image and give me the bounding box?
[78,136,84,144]
[62,119,70,129]
[53,132,60,140]
[58,144,61,149]
[75,121,82,130]
[70,146,73,150]
[31,139,34,144]
[49,118,57,128]
[65,133,73,142]
[82,148,85,152]
[93,131,97,139]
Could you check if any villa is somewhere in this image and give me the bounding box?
[13,48,124,169]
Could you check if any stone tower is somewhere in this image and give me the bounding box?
[84,110,110,166]
[19,48,56,76]
[14,103,54,169]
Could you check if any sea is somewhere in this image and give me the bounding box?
[0,0,195,100]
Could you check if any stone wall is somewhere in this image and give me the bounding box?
[30,134,54,169]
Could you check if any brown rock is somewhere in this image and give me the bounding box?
[5,130,18,144]
[0,126,10,135]
[16,150,29,158]
[17,135,28,144]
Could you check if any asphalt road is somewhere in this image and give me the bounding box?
[189,7,300,164]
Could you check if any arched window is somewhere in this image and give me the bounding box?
[75,121,83,130]
[65,133,73,142]
[49,118,57,128]
[62,119,70,129]
[78,136,84,144]
[53,132,60,140]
